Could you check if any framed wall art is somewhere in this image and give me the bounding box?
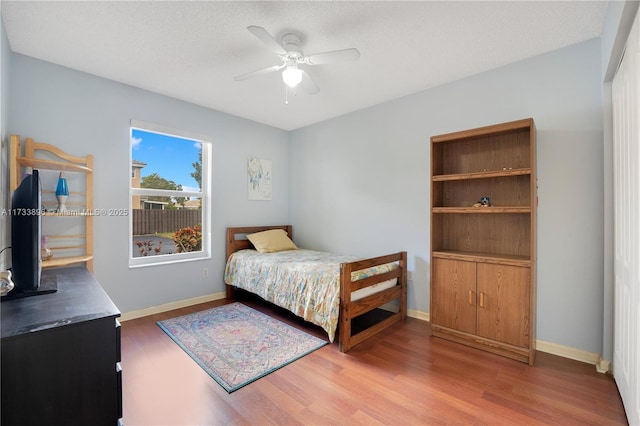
[247,157,272,201]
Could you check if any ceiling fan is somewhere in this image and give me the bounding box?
[234,26,360,95]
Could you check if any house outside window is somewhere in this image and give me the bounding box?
[129,120,211,267]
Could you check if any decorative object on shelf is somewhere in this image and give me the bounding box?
[41,235,53,261]
[0,270,14,296]
[55,172,69,211]
[473,197,491,207]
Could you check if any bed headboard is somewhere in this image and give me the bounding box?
[226,225,293,260]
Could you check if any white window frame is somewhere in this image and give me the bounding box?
[128,119,212,268]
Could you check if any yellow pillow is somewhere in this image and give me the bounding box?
[247,229,297,253]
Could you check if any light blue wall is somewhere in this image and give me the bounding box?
[8,53,290,313]
[290,39,604,354]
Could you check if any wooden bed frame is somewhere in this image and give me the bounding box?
[225,225,408,352]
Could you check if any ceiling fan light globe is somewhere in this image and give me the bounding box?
[282,66,302,88]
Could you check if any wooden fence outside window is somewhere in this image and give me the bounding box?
[132,209,201,235]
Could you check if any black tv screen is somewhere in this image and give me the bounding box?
[11,169,42,292]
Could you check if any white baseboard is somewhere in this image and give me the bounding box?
[121,302,611,374]
[119,292,226,322]
[407,309,429,322]
[596,358,611,374]
[535,339,604,367]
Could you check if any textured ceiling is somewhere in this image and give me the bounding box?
[1,1,608,131]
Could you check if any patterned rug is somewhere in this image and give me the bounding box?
[157,302,328,393]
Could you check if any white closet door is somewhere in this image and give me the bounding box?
[612,9,640,426]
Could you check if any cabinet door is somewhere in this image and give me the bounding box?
[476,263,531,347]
[431,258,476,334]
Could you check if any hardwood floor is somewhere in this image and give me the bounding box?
[121,296,628,425]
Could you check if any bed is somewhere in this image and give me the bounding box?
[224,225,407,352]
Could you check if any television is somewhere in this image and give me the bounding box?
[10,169,42,292]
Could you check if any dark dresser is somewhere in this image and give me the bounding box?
[1,266,122,426]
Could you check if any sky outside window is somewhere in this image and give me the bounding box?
[131,129,201,192]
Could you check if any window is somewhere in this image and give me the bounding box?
[129,120,211,267]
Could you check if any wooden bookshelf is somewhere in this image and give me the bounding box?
[430,118,536,365]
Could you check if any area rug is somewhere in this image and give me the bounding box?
[157,302,328,393]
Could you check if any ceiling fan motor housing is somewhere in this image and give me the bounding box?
[281,33,304,60]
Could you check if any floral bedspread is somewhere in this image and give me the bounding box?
[224,249,397,342]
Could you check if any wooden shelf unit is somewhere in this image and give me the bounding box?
[430,118,536,365]
[10,135,94,272]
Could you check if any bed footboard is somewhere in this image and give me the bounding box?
[339,251,408,352]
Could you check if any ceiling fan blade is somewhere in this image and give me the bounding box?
[247,26,287,55]
[299,70,320,95]
[306,48,360,65]
[234,64,284,81]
